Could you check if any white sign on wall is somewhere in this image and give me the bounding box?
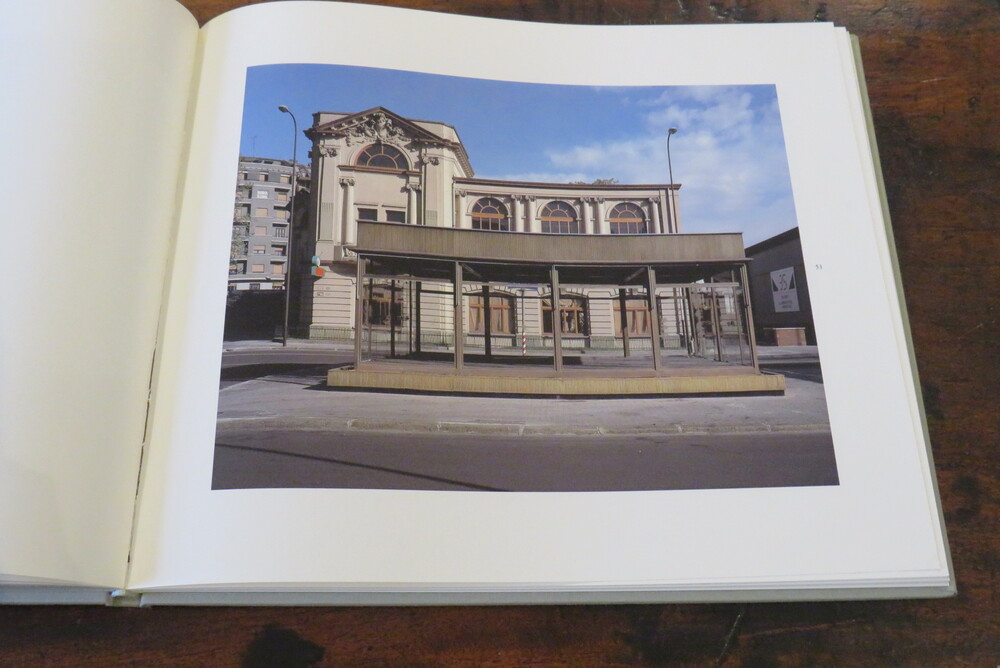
[771,267,800,313]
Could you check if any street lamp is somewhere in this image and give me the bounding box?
[278,105,298,347]
[666,127,678,233]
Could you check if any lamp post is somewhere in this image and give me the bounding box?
[666,127,678,233]
[278,105,298,347]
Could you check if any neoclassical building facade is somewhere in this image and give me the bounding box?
[299,106,687,347]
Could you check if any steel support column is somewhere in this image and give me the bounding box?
[550,266,563,372]
[454,262,464,371]
[354,257,365,368]
[647,266,663,371]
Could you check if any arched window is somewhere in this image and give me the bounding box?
[471,197,511,231]
[542,294,589,336]
[468,291,516,334]
[608,202,648,234]
[540,201,580,234]
[355,143,409,170]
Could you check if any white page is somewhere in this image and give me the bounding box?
[130,2,950,596]
[0,0,198,588]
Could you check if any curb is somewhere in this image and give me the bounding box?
[216,416,831,436]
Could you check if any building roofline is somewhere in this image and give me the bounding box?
[239,156,296,167]
[311,110,463,136]
[745,226,800,255]
[455,177,679,191]
[307,106,475,177]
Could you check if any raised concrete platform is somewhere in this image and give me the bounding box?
[327,364,785,397]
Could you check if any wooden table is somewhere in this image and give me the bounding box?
[3,1,997,665]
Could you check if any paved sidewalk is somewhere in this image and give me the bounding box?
[217,361,830,437]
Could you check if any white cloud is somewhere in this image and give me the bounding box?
[490,171,591,184]
[537,86,797,241]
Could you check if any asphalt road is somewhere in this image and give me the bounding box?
[212,428,838,492]
[219,350,353,388]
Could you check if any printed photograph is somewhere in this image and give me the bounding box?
[213,64,836,492]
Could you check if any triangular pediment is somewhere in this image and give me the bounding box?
[312,107,447,146]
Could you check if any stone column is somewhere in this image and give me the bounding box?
[317,145,338,243]
[512,196,523,232]
[649,197,662,234]
[595,197,608,234]
[582,197,593,235]
[406,184,419,225]
[665,188,679,233]
[455,190,468,229]
[526,195,537,233]
[340,177,355,244]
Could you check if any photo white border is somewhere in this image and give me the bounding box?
[130,2,949,594]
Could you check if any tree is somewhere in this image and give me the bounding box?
[569,177,619,185]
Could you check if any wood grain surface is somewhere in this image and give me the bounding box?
[3,1,997,665]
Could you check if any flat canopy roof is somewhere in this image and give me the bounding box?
[353,222,748,285]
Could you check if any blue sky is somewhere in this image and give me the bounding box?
[240,64,797,244]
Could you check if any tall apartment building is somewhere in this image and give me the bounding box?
[229,157,307,291]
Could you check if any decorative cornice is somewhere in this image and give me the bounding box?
[342,111,408,144]
[309,107,475,177]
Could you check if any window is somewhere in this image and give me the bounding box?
[540,201,580,234]
[252,245,265,254]
[271,245,286,256]
[608,202,648,234]
[253,226,267,236]
[271,263,284,275]
[276,192,289,202]
[256,190,268,199]
[254,207,267,217]
[279,174,291,184]
[357,208,406,224]
[273,227,288,238]
[249,283,261,290]
[274,209,288,220]
[229,260,246,275]
[257,174,267,182]
[542,295,589,335]
[251,263,265,273]
[468,292,516,334]
[614,297,652,337]
[471,197,510,231]
[364,284,403,328]
[356,143,408,170]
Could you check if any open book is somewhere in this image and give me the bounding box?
[0,0,953,604]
